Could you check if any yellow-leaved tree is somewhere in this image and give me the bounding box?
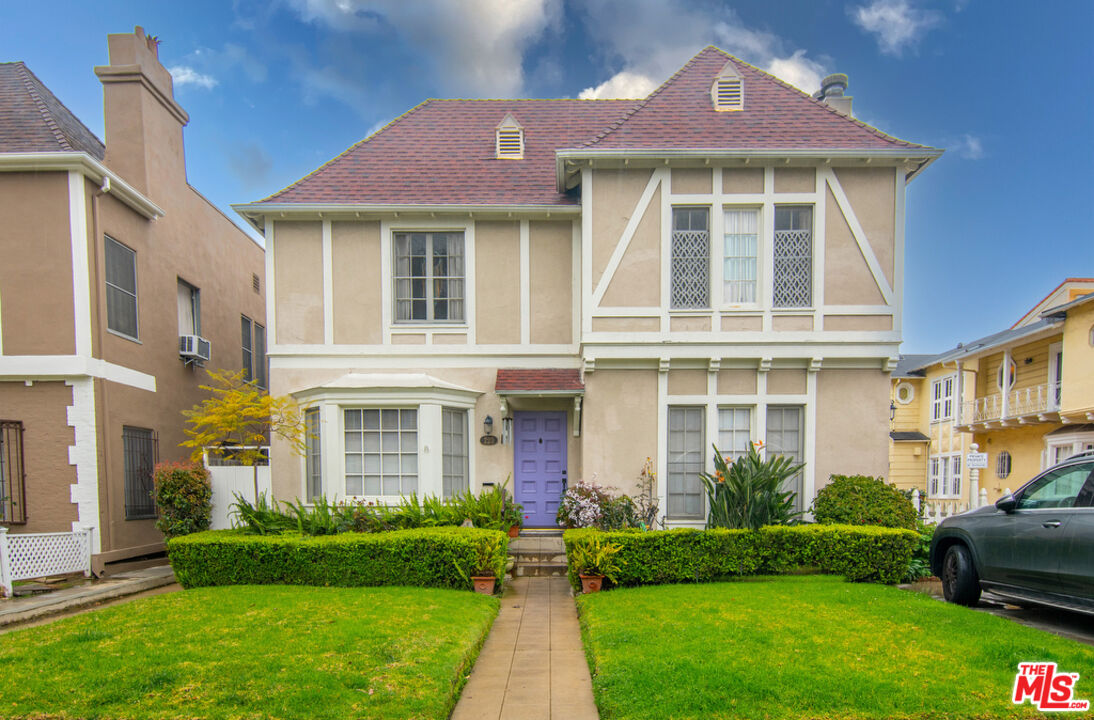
[181,368,307,500]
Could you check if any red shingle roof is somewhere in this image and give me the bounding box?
[256,46,935,208]
[0,62,105,159]
[580,47,929,151]
[496,369,584,393]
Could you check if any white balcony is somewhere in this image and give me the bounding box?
[959,382,1060,429]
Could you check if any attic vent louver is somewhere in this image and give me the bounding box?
[711,61,743,112]
[495,114,524,159]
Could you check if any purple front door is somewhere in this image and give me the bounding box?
[513,411,567,527]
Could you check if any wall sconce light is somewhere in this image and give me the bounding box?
[483,415,494,436]
[889,401,897,422]
[1024,357,1033,365]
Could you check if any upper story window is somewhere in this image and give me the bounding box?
[931,375,955,422]
[394,232,465,323]
[670,207,710,309]
[495,114,524,159]
[177,279,201,336]
[996,356,1016,391]
[105,236,139,340]
[723,208,759,304]
[241,315,267,389]
[772,206,813,308]
[711,61,743,111]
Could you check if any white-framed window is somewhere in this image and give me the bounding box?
[1045,429,1094,468]
[393,232,465,323]
[105,236,139,340]
[344,409,418,496]
[928,452,961,498]
[717,407,751,461]
[997,356,1016,392]
[177,279,200,336]
[304,408,322,500]
[667,406,705,518]
[895,382,915,405]
[931,375,955,422]
[1048,342,1063,409]
[670,207,710,309]
[772,206,813,308]
[766,405,804,511]
[241,316,267,389]
[723,208,759,305]
[442,408,469,498]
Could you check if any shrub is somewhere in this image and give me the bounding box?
[569,536,624,581]
[563,524,918,591]
[152,462,212,538]
[557,480,641,530]
[167,527,508,590]
[902,521,935,583]
[812,475,919,530]
[699,444,803,529]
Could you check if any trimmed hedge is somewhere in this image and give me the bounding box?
[563,524,918,591]
[167,526,508,590]
[812,475,919,530]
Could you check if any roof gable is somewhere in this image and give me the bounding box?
[0,62,104,159]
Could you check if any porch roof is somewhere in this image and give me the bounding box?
[495,369,584,395]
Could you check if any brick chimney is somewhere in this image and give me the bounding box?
[812,73,853,118]
[94,26,189,196]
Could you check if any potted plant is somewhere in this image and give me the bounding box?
[570,536,623,593]
[457,535,506,595]
[503,501,524,538]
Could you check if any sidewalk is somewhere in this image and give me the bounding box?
[0,565,178,629]
[452,576,598,720]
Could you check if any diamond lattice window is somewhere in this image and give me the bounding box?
[671,207,710,309]
[772,206,812,308]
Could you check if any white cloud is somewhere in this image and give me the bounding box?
[286,0,560,97]
[168,66,218,89]
[574,1,829,97]
[850,0,941,56]
[579,70,658,100]
[952,133,984,160]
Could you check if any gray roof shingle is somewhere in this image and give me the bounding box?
[0,62,104,160]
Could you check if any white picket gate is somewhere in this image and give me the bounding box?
[911,488,990,525]
[0,526,94,599]
[205,447,271,531]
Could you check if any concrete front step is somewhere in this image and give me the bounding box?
[513,563,569,578]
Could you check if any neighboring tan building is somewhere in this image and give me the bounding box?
[890,279,1094,512]
[234,47,940,527]
[0,27,265,568]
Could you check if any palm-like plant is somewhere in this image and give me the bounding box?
[699,444,804,530]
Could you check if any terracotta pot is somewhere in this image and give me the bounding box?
[579,574,604,593]
[508,525,521,538]
[472,576,497,595]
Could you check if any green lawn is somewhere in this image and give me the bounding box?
[578,576,1094,719]
[0,585,498,720]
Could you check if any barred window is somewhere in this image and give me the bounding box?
[344,409,418,496]
[305,408,322,500]
[772,206,812,308]
[1,421,27,524]
[123,426,157,519]
[394,232,465,322]
[670,207,710,309]
[442,408,469,498]
[667,406,704,518]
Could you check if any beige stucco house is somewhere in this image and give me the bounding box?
[235,47,940,527]
[0,27,265,568]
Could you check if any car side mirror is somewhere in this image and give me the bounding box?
[995,494,1017,513]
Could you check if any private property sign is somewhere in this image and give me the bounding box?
[966,452,989,470]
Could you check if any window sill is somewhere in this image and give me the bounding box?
[391,323,469,331]
[718,308,763,315]
[107,328,142,344]
[667,309,712,317]
[771,308,815,315]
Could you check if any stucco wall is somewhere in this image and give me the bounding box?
[273,221,323,345]
[581,369,658,497]
[529,220,572,344]
[475,221,520,344]
[815,369,889,487]
[332,221,381,344]
[590,169,652,290]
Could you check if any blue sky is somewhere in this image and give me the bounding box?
[2,1,1091,353]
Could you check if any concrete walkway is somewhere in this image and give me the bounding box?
[0,565,178,629]
[452,576,598,720]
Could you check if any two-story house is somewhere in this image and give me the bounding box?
[890,279,1094,512]
[0,27,265,569]
[234,47,939,527]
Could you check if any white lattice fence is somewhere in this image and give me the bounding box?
[0,526,93,598]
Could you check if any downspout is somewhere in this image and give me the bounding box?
[89,176,114,560]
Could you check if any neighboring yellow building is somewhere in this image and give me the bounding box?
[891,279,1094,516]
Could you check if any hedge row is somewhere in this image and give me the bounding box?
[563,524,918,591]
[167,526,508,590]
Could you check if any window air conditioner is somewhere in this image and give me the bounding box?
[179,334,211,364]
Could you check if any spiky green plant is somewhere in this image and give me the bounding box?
[699,444,803,530]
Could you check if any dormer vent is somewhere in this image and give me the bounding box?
[495,114,524,159]
[711,61,743,112]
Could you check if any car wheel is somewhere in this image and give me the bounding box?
[941,544,981,607]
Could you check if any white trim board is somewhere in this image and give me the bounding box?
[0,356,156,392]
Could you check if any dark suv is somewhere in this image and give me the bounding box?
[929,453,1094,615]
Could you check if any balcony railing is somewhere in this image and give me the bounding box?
[960,382,1059,425]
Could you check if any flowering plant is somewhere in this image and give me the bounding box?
[556,480,610,529]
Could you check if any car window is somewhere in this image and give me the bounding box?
[1016,464,1093,510]
[1076,468,1094,508]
